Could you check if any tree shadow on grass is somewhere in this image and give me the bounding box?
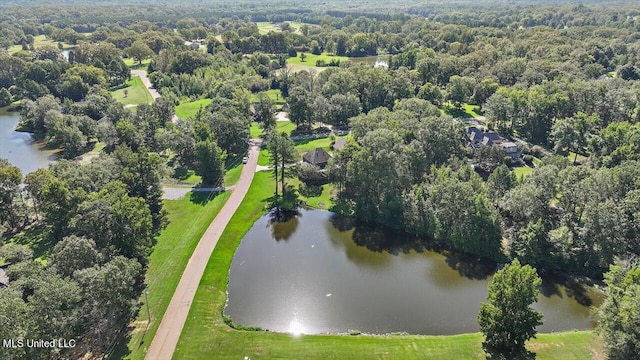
[4,224,54,261]
[172,166,193,181]
[188,189,223,205]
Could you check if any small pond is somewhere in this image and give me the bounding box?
[225,209,601,335]
[0,109,57,175]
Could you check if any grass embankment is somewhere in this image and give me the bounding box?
[119,190,231,360]
[175,99,212,119]
[111,76,153,106]
[172,171,598,359]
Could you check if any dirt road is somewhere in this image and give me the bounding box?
[145,140,261,360]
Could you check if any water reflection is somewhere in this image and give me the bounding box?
[0,110,56,174]
[225,208,601,335]
[268,209,300,241]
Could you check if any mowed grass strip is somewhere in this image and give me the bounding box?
[174,171,598,360]
[111,76,152,106]
[120,190,231,360]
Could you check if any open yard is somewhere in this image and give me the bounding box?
[123,58,152,70]
[174,99,212,119]
[171,171,601,360]
[441,102,484,119]
[116,190,231,360]
[111,76,153,106]
[251,120,297,141]
[251,89,285,110]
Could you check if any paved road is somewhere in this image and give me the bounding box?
[145,140,261,360]
[131,69,180,123]
[161,186,233,200]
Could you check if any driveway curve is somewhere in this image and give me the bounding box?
[145,140,261,360]
[131,69,179,123]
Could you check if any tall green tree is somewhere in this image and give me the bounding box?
[254,92,276,131]
[0,159,23,230]
[266,131,296,196]
[195,138,226,185]
[125,40,154,65]
[478,259,543,359]
[597,259,640,360]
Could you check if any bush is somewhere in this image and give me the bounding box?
[504,156,514,167]
[298,163,327,186]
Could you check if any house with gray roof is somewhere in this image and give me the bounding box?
[303,147,332,168]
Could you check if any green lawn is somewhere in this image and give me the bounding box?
[513,166,534,180]
[224,164,242,187]
[291,178,334,209]
[124,58,152,70]
[256,21,315,35]
[287,52,349,66]
[7,35,73,54]
[257,147,271,166]
[250,122,263,139]
[256,22,281,34]
[175,99,212,119]
[257,135,342,166]
[441,102,484,119]
[118,190,231,360]
[568,152,588,164]
[111,76,153,106]
[172,171,600,360]
[276,120,297,135]
[252,120,297,142]
[251,89,285,110]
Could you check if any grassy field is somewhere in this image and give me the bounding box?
[256,21,314,35]
[251,89,285,110]
[287,52,349,66]
[441,102,484,119]
[513,165,534,180]
[251,120,297,142]
[111,76,153,106]
[117,190,231,360]
[124,58,152,70]
[7,35,73,54]
[172,170,600,360]
[175,99,212,119]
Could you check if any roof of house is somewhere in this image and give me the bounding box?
[482,137,494,146]
[468,126,482,137]
[303,147,332,165]
[483,131,502,141]
[333,138,346,150]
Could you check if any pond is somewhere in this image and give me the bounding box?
[0,109,57,175]
[225,209,601,335]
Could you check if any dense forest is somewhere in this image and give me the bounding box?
[1,0,640,358]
